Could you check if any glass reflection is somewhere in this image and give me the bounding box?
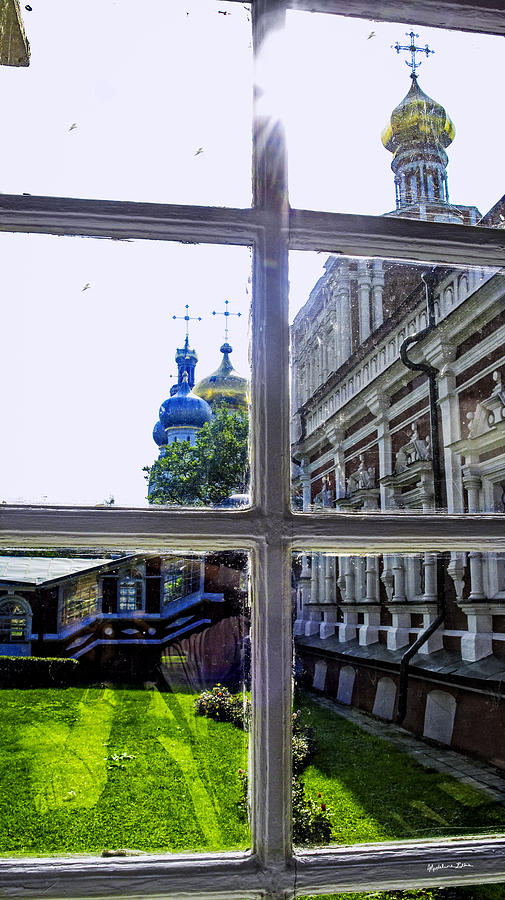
[293,551,505,846]
[0,549,250,855]
[290,254,504,514]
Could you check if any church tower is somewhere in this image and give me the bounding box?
[381,32,474,224]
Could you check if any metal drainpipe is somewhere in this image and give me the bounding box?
[396,268,446,725]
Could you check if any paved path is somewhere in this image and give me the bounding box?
[311,693,505,804]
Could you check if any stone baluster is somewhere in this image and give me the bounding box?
[320,556,338,639]
[294,554,311,636]
[392,555,406,602]
[468,552,485,601]
[305,553,322,636]
[388,555,410,650]
[365,555,378,602]
[423,553,437,603]
[338,556,358,643]
[359,554,380,646]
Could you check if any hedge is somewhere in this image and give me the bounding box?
[0,656,79,688]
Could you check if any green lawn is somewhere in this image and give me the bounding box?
[2,686,505,858]
[0,685,249,855]
[299,694,505,845]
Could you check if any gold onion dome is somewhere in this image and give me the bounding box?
[381,75,455,156]
[194,342,249,410]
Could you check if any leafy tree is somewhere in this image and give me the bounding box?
[145,405,249,506]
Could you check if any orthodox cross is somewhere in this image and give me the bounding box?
[172,304,202,340]
[393,31,434,78]
[212,299,241,342]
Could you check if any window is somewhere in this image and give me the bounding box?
[61,576,100,627]
[163,557,202,605]
[118,576,143,613]
[0,599,30,643]
[1,0,505,898]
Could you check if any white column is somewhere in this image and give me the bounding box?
[371,259,384,330]
[338,261,351,362]
[338,556,358,643]
[357,259,371,343]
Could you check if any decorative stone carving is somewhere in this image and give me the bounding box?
[313,474,333,508]
[347,454,376,493]
[447,552,466,602]
[395,423,431,474]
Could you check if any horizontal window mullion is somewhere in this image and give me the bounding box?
[295,836,505,893]
[0,506,270,550]
[0,851,266,899]
[286,0,505,36]
[290,209,505,268]
[289,512,505,552]
[0,194,265,245]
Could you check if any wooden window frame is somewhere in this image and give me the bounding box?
[1,0,505,896]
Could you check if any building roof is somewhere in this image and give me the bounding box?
[0,557,116,586]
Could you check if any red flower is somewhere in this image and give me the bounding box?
[321,803,326,811]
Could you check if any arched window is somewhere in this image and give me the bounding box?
[0,596,32,643]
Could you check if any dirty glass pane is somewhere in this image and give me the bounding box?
[285,12,504,227]
[293,550,505,848]
[290,251,504,514]
[2,0,251,206]
[1,233,250,507]
[0,548,250,855]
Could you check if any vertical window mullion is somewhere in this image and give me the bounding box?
[251,0,293,873]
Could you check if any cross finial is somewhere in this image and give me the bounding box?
[212,299,242,342]
[172,304,202,341]
[392,31,434,79]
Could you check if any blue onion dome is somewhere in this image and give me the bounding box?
[153,419,167,447]
[159,373,212,429]
[193,342,249,410]
[381,75,455,156]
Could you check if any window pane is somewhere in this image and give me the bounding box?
[285,12,504,226]
[3,0,251,206]
[290,251,504,514]
[293,550,505,847]
[1,233,251,507]
[0,548,250,855]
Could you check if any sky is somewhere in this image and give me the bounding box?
[1,2,503,506]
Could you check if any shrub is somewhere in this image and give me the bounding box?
[0,656,79,688]
[237,769,332,846]
[292,709,316,774]
[194,684,250,728]
[292,776,332,845]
